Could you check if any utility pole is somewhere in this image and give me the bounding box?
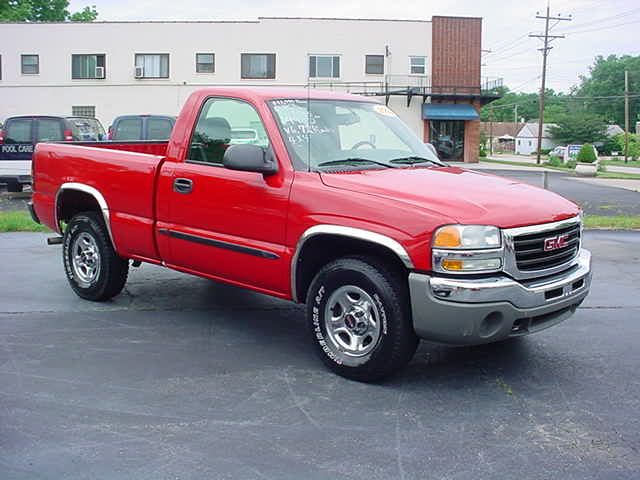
[624,69,629,163]
[489,109,495,156]
[530,3,571,164]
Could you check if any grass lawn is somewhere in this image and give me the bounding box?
[583,215,640,230]
[596,171,640,180]
[602,159,640,168]
[0,211,50,232]
[482,158,640,179]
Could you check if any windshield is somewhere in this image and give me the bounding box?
[269,99,443,171]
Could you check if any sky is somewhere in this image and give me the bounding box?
[68,0,640,93]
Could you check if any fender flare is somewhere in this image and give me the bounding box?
[55,182,117,249]
[290,224,415,302]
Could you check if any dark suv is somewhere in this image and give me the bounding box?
[108,115,176,141]
[0,115,106,192]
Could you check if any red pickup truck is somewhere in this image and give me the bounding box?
[30,87,592,381]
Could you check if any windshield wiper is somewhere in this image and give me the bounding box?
[317,158,394,169]
[389,156,443,166]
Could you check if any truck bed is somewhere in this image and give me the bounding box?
[32,141,167,262]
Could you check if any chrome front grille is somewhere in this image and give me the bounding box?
[513,223,581,271]
[503,216,582,280]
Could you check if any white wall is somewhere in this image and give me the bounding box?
[0,18,431,134]
[515,137,556,155]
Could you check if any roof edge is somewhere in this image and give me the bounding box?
[0,16,431,25]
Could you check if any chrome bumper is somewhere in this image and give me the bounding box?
[408,249,592,345]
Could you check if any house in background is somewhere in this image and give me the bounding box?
[480,122,523,153]
[605,125,624,137]
[515,123,558,155]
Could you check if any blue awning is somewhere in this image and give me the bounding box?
[422,104,479,121]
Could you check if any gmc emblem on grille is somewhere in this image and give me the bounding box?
[543,234,570,252]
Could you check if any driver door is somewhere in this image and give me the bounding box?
[157,97,292,295]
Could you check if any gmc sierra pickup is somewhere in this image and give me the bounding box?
[30,87,592,381]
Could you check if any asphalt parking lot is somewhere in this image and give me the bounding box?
[475,169,640,216]
[1,230,639,479]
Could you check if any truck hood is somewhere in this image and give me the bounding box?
[320,166,580,228]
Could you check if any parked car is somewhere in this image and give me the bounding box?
[550,146,566,159]
[30,88,592,381]
[0,115,106,192]
[67,117,107,141]
[108,115,176,141]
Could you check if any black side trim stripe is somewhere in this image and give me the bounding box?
[158,228,279,260]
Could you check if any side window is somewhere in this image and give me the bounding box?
[114,118,143,140]
[5,119,33,143]
[36,119,64,142]
[188,98,269,165]
[147,118,173,140]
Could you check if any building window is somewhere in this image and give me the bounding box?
[410,56,427,75]
[72,54,105,79]
[308,55,340,78]
[196,53,215,73]
[135,54,169,79]
[365,55,384,75]
[21,54,39,75]
[72,106,96,118]
[241,53,276,79]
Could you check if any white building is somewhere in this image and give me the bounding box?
[0,16,500,162]
[515,123,558,155]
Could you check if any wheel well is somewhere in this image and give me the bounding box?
[294,234,409,303]
[57,189,102,226]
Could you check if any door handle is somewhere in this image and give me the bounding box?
[173,178,193,194]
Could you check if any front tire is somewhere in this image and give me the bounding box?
[63,212,128,301]
[306,256,418,382]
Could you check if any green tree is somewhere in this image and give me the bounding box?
[0,0,97,21]
[548,112,607,145]
[481,86,569,123]
[576,144,597,163]
[611,133,640,159]
[574,54,640,126]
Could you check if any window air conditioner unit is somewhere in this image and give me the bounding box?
[95,66,105,79]
[134,66,144,78]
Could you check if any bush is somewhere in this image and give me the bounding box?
[539,148,552,155]
[566,160,577,169]
[546,155,563,167]
[576,143,597,163]
[479,144,487,158]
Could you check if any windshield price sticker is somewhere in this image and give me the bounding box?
[373,105,397,117]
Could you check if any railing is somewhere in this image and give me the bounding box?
[306,76,503,98]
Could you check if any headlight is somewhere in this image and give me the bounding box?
[433,225,501,249]
[432,225,503,273]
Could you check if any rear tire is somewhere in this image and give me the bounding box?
[306,256,419,382]
[63,212,128,301]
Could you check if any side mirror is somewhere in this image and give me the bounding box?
[223,144,278,175]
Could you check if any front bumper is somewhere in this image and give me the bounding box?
[409,249,592,345]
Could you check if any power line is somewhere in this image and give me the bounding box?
[560,7,640,31]
[529,3,572,164]
[560,19,640,36]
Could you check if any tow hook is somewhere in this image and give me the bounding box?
[47,236,63,245]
